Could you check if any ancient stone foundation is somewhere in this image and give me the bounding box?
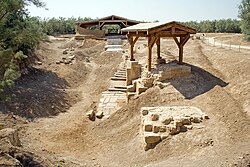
[141,106,209,151]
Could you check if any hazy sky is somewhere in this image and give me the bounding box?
[27,0,241,22]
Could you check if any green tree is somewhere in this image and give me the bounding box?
[0,0,45,100]
[239,0,250,41]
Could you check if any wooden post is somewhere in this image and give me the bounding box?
[148,46,152,71]
[130,44,135,61]
[156,38,161,59]
[127,35,139,61]
[173,34,190,64]
[147,35,157,71]
[179,45,183,63]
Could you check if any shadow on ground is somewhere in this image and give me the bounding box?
[0,67,71,120]
[164,63,228,99]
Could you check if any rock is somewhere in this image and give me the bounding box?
[144,123,153,132]
[68,55,75,60]
[203,114,209,119]
[86,110,95,121]
[160,116,172,125]
[64,60,71,64]
[96,111,103,119]
[0,153,22,166]
[144,134,161,144]
[63,50,68,54]
[70,47,75,51]
[142,109,148,116]
[159,126,167,132]
[169,125,180,135]
[37,61,42,65]
[0,128,21,147]
[181,117,191,125]
[153,125,160,133]
[192,116,202,123]
[0,123,4,130]
[180,126,187,132]
[151,114,159,121]
[56,61,61,64]
[174,119,183,127]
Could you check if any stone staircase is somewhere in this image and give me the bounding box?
[96,61,128,118]
[109,61,127,92]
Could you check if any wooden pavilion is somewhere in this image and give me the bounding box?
[121,21,196,71]
[77,15,140,30]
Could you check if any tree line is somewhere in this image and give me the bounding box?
[184,19,242,33]
[40,18,242,35]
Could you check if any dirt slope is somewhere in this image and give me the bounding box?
[1,35,250,167]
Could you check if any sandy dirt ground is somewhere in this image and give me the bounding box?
[0,34,250,167]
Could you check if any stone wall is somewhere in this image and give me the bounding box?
[126,61,141,85]
[152,63,191,82]
[141,106,209,150]
[76,26,105,38]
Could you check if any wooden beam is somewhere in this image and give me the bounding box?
[173,37,181,48]
[148,36,152,71]
[99,20,127,23]
[179,45,184,64]
[181,34,190,46]
[148,34,157,48]
[148,22,196,35]
[120,21,126,28]
[171,27,175,35]
[156,38,161,59]
[99,22,105,29]
[148,23,174,34]
[174,24,196,34]
[157,31,188,37]
[173,33,190,63]
[127,31,147,37]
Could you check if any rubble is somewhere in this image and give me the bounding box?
[86,110,95,121]
[141,106,209,150]
[0,128,21,147]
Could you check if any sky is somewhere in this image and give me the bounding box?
[27,0,241,22]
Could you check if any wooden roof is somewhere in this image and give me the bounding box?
[77,15,140,28]
[122,21,197,71]
[121,21,196,36]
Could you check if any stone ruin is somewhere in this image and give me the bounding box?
[141,106,209,150]
[126,60,192,98]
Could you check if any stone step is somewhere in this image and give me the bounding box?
[117,69,126,72]
[118,66,126,69]
[115,70,126,73]
[108,87,127,92]
[114,74,126,77]
[111,77,126,81]
[127,92,136,99]
[102,91,124,95]
[114,85,127,89]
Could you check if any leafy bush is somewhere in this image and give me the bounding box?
[0,0,45,100]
